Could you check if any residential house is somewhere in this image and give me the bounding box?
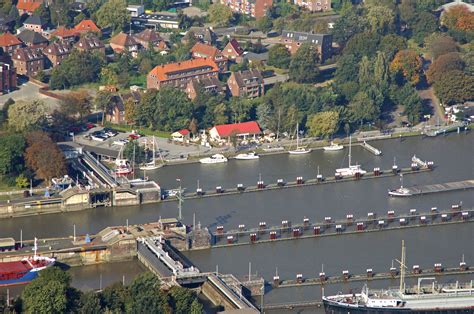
[209,121,261,143]
[222,39,244,62]
[134,29,161,49]
[74,19,101,34]
[0,12,15,33]
[110,32,139,56]
[171,129,190,142]
[43,41,71,67]
[190,42,227,72]
[0,33,23,55]
[147,58,219,90]
[227,69,264,98]
[185,77,225,100]
[0,55,17,94]
[17,30,48,48]
[293,0,331,12]
[105,91,141,124]
[16,0,43,15]
[74,35,105,54]
[23,15,47,33]
[51,26,78,43]
[280,30,333,62]
[12,47,44,76]
[220,0,272,18]
[187,27,217,45]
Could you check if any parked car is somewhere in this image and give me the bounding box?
[103,128,118,137]
[113,139,129,146]
[91,135,107,142]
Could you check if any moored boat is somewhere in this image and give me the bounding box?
[335,135,366,177]
[323,142,344,151]
[199,154,228,164]
[235,152,259,160]
[289,123,311,155]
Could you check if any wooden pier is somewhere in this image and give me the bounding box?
[361,141,382,155]
[398,179,474,196]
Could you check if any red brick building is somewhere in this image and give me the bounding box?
[16,0,43,15]
[147,58,219,90]
[0,55,16,94]
[221,0,272,18]
[227,69,264,98]
[190,42,227,72]
[185,77,225,100]
[43,41,72,67]
[0,33,23,55]
[51,26,78,42]
[74,35,105,54]
[222,39,244,62]
[12,47,44,76]
[110,32,139,56]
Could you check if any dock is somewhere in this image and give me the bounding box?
[394,179,474,197]
[361,141,382,156]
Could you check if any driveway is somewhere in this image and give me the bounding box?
[0,81,60,111]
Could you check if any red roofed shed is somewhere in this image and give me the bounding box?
[209,121,261,143]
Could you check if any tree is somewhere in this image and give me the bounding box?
[25,131,67,183]
[0,134,25,176]
[358,56,372,87]
[366,5,394,34]
[208,4,233,27]
[330,7,366,46]
[267,44,291,69]
[411,12,438,45]
[256,102,272,130]
[190,298,204,314]
[50,51,104,89]
[79,291,102,314]
[463,50,474,76]
[307,111,340,138]
[8,100,46,132]
[349,91,380,124]
[426,52,465,84]
[94,91,113,125]
[189,118,198,135]
[335,53,359,85]
[257,16,273,33]
[60,91,92,121]
[343,31,381,58]
[15,174,29,188]
[379,34,407,60]
[390,50,423,86]
[289,43,319,83]
[374,51,389,85]
[169,286,196,313]
[433,70,474,105]
[124,97,138,124]
[123,140,146,164]
[441,4,474,31]
[426,34,458,60]
[95,0,130,32]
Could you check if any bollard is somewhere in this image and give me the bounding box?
[342,270,350,280]
[227,236,234,244]
[356,222,364,231]
[270,231,277,240]
[237,183,245,192]
[216,186,223,193]
[366,268,374,278]
[277,179,285,187]
[434,263,443,273]
[313,226,321,235]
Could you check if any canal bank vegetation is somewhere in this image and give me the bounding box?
[3,268,204,314]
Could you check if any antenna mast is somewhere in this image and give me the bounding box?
[399,240,406,293]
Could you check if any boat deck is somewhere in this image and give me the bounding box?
[405,180,474,196]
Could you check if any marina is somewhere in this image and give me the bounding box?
[389,179,474,197]
[361,141,382,156]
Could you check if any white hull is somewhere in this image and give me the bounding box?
[336,165,367,177]
[324,144,344,151]
[199,154,228,164]
[288,148,311,155]
[235,153,259,160]
[389,188,412,197]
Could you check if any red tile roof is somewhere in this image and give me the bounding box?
[226,39,244,56]
[213,121,261,137]
[17,0,42,13]
[51,26,78,38]
[177,129,190,136]
[110,32,137,48]
[191,42,220,58]
[74,19,100,33]
[149,58,219,82]
[0,33,22,47]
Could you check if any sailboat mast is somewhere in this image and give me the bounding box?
[296,122,299,148]
[399,240,406,293]
[348,135,352,167]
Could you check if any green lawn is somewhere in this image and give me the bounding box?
[105,123,171,138]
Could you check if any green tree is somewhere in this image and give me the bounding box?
[366,5,394,34]
[349,91,380,125]
[50,51,104,89]
[100,282,128,312]
[330,7,366,46]
[256,102,272,130]
[169,286,196,313]
[374,51,389,84]
[343,32,380,58]
[307,111,340,138]
[358,56,372,87]
[95,0,130,32]
[0,134,25,176]
[379,34,407,60]
[190,298,204,314]
[15,173,29,188]
[335,53,359,85]
[123,140,146,164]
[433,70,474,105]
[289,43,319,83]
[79,291,102,314]
[60,90,92,121]
[208,4,233,27]
[257,16,273,33]
[8,100,46,132]
[411,12,438,45]
[94,91,113,125]
[267,44,291,69]
[426,34,458,60]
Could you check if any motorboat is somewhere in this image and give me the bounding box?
[288,123,311,155]
[235,152,259,160]
[199,154,228,164]
[323,141,344,151]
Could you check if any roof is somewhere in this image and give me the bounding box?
[0,32,22,47]
[148,58,219,82]
[122,91,141,103]
[0,12,14,25]
[281,30,332,45]
[24,15,46,26]
[191,42,220,58]
[212,121,261,137]
[243,52,268,62]
[75,35,104,50]
[173,129,190,136]
[189,76,223,91]
[188,27,216,43]
[13,47,44,61]
[74,19,100,33]
[51,26,78,38]
[231,69,263,88]
[110,32,138,48]
[225,39,244,56]
[134,28,161,43]
[17,29,48,45]
[16,0,42,13]
[44,41,71,56]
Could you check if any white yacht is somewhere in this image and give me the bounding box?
[139,136,163,170]
[199,154,228,164]
[235,152,259,160]
[289,123,311,155]
[323,141,344,151]
[335,135,366,177]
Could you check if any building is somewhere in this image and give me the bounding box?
[51,26,78,42]
[293,0,331,12]
[185,77,225,100]
[16,0,43,15]
[190,42,227,72]
[209,121,261,143]
[17,30,49,48]
[127,4,145,17]
[0,55,17,94]
[12,47,44,76]
[74,19,101,34]
[74,35,105,54]
[43,41,72,67]
[110,32,139,56]
[221,0,272,18]
[280,30,333,62]
[147,58,219,90]
[227,69,264,98]
[133,28,167,51]
[0,33,23,55]
[23,15,47,33]
[187,27,217,45]
[105,91,141,124]
[222,38,244,62]
[132,12,179,29]
[0,12,15,33]
[171,129,190,142]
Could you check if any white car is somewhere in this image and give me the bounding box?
[113,139,129,146]
[91,135,107,142]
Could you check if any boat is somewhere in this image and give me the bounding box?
[199,154,228,164]
[288,123,311,155]
[323,241,474,313]
[235,152,259,160]
[323,141,344,151]
[139,136,163,170]
[114,146,133,176]
[335,135,366,177]
[0,238,55,287]
[389,175,412,197]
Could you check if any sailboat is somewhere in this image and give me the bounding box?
[288,123,311,155]
[114,146,133,176]
[335,135,366,176]
[140,136,162,170]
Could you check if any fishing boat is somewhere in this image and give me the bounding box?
[0,238,55,287]
[235,152,259,160]
[323,141,344,151]
[139,136,163,170]
[288,123,311,155]
[323,241,474,313]
[199,154,228,164]
[335,135,366,177]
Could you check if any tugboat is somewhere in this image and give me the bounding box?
[323,241,474,313]
[0,238,55,287]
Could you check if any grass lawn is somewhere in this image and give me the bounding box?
[105,123,171,138]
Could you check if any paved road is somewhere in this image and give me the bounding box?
[0,81,59,110]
